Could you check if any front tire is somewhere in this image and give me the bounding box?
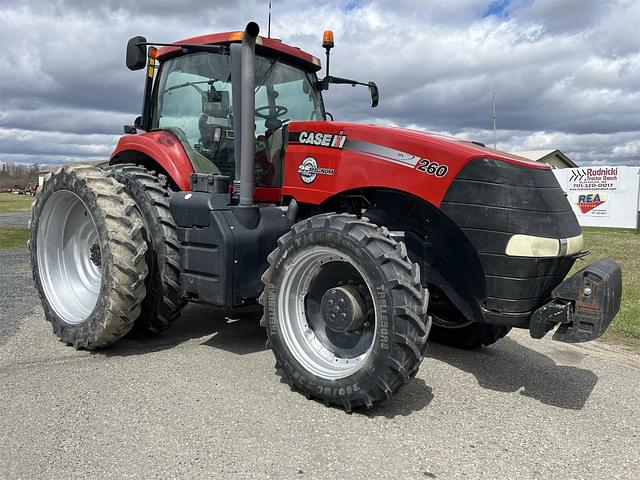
[260,214,431,411]
[30,164,148,349]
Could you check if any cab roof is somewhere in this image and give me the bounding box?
[157,31,322,72]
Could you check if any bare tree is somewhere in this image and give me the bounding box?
[0,162,40,189]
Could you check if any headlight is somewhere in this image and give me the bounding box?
[506,234,583,258]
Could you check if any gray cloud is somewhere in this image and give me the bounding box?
[1,0,639,168]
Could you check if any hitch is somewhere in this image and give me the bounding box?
[530,259,622,343]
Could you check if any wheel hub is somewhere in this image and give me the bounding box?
[89,243,101,267]
[320,285,366,333]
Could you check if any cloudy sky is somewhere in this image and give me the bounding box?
[1,0,639,167]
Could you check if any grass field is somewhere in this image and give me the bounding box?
[577,228,640,344]
[0,192,34,213]
[0,227,29,249]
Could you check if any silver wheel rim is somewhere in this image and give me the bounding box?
[278,247,377,380]
[37,190,102,325]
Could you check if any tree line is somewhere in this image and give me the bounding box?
[0,162,41,189]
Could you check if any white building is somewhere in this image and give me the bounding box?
[510,149,578,169]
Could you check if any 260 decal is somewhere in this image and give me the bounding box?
[415,159,448,177]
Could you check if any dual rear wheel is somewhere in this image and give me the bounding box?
[30,165,149,348]
[30,164,183,348]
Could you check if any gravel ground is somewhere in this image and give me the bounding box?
[0,212,31,228]
[0,248,35,346]
[1,248,639,479]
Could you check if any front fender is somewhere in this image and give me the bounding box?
[111,131,194,191]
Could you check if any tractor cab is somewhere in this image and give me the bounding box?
[123,31,378,191]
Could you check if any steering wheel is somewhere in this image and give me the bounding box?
[255,105,288,119]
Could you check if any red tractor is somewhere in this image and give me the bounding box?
[30,22,622,410]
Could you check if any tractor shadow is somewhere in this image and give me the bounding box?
[427,337,598,410]
[100,306,597,412]
[101,303,267,357]
[365,378,434,418]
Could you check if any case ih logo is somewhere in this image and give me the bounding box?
[577,193,606,214]
[298,130,347,149]
[298,157,334,184]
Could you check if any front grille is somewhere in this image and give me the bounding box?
[440,158,581,314]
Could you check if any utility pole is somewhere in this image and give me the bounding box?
[491,91,496,149]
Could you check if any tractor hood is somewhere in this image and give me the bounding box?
[284,120,550,207]
[288,121,546,172]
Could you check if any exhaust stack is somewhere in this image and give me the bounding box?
[230,42,242,197]
[238,22,259,206]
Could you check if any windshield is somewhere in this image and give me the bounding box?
[152,51,325,185]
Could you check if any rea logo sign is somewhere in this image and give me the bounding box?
[577,193,607,214]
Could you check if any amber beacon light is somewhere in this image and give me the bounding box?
[322,30,335,49]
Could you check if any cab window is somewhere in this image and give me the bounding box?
[153,51,324,186]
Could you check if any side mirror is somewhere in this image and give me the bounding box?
[126,36,147,71]
[368,82,379,108]
[123,116,144,134]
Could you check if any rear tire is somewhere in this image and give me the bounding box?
[429,321,511,349]
[108,164,185,336]
[260,213,431,411]
[30,164,148,349]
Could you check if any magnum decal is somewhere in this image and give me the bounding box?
[298,157,335,184]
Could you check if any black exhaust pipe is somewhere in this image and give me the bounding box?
[230,42,242,198]
[238,22,259,206]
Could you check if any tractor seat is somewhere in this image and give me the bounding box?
[265,126,285,185]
